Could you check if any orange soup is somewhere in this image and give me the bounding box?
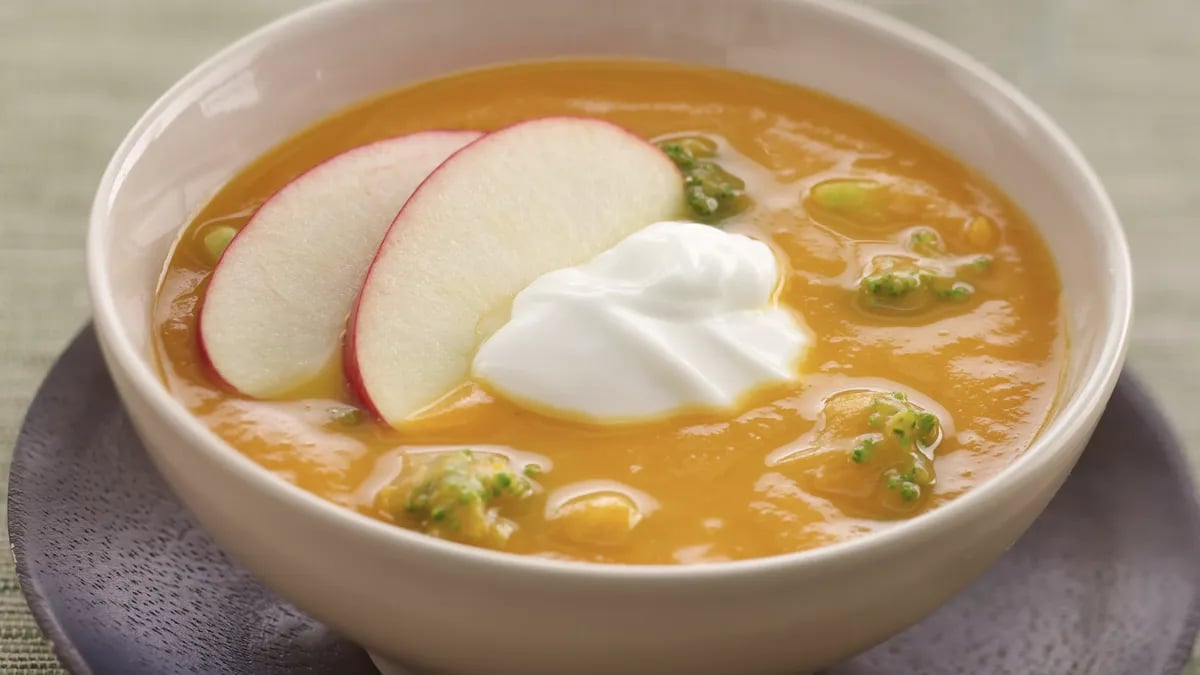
[154,60,1065,564]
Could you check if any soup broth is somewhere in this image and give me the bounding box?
[155,60,1064,564]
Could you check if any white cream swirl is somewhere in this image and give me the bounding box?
[471,221,810,423]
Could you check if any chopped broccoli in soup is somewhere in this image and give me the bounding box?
[201,225,238,264]
[327,406,364,427]
[657,136,751,222]
[810,179,888,214]
[376,449,534,546]
[784,389,942,515]
[806,178,902,228]
[857,227,994,313]
[859,255,973,311]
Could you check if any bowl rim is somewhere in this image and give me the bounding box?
[87,0,1132,581]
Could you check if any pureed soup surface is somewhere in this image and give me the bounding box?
[155,60,1065,564]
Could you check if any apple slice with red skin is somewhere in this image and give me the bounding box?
[346,117,686,427]
[199,130,482,397]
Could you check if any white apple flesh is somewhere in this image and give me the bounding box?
[199,130,482,397]
[347,117,686,426]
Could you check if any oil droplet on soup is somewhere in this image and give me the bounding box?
[154,60,1065,564]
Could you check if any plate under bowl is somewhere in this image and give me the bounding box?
[9,326,1200,675]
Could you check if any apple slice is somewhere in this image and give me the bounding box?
[199,130,482,397]
[347,117,686,426]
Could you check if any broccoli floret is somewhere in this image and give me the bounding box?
[909,228,944,257]
[869,391,940,452]
[201,225,238,264]
[683,163,747,218]
[886,463,933,502]
[326,406,364,427]
[907,226,996,272]
[657,136,751,223]
[806,178,950,228]
[863,392,939,503]
[805,180,996,311]
[936,282,975,301]
[809,179,891,225]
[858,243,988,312]
[861,259,930,299]
[969,255,992,272]
[802,390,942,512]
[376,449,535,546]
[660,140,701,170]
[850,434,883,463]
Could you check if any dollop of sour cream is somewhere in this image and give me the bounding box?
[471,221,811,423]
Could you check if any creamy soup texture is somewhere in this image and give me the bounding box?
[155,60,1065,564]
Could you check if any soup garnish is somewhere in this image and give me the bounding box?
[657,136,752,221]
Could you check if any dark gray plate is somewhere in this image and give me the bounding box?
[9,326,1200,675]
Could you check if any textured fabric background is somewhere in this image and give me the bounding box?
[2,1,1197,672]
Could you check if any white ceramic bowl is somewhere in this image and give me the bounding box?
[86,1,1131,673]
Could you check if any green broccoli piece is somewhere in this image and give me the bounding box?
[859,252,986,310]
[863,393,939,504]
[858,256,936,310]
[822,390,941,506]
[661,135,716,165]
[660,142,698,170]
[857,226,997,312]
[862,261,929,299]
[871,392,940,450]
[909,228,944,256]
[868,391,940,502]
[906,227,995,275]
[657,137,751,223]
[936,282,975,301]
[805,178,899,228]
[884,456,934,502]
[886,469,924,501]
[811,179,887,213]
[327,406,364,427]
[782,389,944,517]
[376,449,534,546]
[684,163,747,218]
[969,255,992,272]
[201,225,238,264]
[850,434,883,463]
